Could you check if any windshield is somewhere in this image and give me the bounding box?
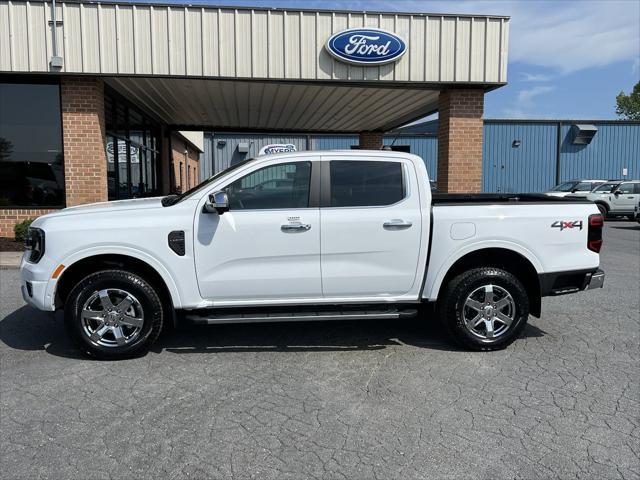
[163,158,256,206]
[592,182,618,193]
[551,181,576,192]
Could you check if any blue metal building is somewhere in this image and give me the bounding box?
[201,119,640,192]
[482,120,640,193]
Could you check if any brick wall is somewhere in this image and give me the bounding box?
[170,134,200,194]
[358,131,384,150]
[437,89,484,193]
[0,210,56,238]
[61,77,108,206]
[0,76,108,238]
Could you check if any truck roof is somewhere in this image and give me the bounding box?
[255,149,424,162]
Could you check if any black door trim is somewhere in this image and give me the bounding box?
[308,160,322,208]
[319,160,331,208]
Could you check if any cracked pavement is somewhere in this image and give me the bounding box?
[1,221,639,479]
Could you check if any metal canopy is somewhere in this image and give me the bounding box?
[107,77,441,132]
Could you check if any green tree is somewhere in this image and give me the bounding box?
[616,81,640,120]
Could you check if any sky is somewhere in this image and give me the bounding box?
[131,0,640,120]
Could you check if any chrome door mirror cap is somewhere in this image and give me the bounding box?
[203,190,230,214]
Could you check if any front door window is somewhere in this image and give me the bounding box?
[225,162,311,210]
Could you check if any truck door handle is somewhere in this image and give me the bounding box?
[383,219,412,230]
[281,223,311,232]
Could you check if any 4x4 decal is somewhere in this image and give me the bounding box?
[551,220,583,231]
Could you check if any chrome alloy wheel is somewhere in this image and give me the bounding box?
[462,284,515,340]
[81,289,144,348]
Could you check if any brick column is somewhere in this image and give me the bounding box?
[61,77,108,206]
[437,89,484,193]
[358,131,384,150]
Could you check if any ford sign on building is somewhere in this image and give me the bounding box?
[0,2,510,236]
[326,28,407,65]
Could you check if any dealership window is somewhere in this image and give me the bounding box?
[105,90,161,200]
[0,79,64,207]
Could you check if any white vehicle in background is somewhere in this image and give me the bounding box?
[20,151,605,359]
[546,179,608,197]
[569,180,640,219]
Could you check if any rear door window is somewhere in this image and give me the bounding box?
[329,161,405,207]
[618,183,635,194]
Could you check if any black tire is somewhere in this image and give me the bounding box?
[596,203,608,217]
[437,267,529,351]
[64,269,164,359]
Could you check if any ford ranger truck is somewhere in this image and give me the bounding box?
[20,151,605,359]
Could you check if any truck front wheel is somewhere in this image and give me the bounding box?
[438,267,529,351]
[596,203,608,217]
[64,270,164,359]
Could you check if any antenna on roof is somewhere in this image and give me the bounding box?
[383,133,400,151]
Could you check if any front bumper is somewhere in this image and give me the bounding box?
[19,253,58,311]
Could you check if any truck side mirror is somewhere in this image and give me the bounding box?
[203,191,229,214]
[613,190,621,196]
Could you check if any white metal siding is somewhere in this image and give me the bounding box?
[0,1,509,84]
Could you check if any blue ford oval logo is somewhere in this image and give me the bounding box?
[326,28,407,65]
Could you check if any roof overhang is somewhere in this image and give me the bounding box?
[107,76,445,132]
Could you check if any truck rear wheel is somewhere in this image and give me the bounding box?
[438,267,529,351]
[64,270,164,359]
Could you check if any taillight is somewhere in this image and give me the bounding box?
[588,214,603,253]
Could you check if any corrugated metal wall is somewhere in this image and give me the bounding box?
[483,121,640,192]
[388,135,438,180]
[202,133,438,182]
[483,122,557,193]
[200,133,309,180]
[313,135,358,150]
[559,123,639,181]
[0,1,509,84]
[201,122,640,190]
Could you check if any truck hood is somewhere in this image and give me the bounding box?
[41,197,165,218]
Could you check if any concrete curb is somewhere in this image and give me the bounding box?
[0,251,23,269]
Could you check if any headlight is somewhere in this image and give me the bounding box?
[25,227,45,263]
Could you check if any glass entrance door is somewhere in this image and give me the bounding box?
[105,90,161,201]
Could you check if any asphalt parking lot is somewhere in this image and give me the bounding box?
[1,221,638,480]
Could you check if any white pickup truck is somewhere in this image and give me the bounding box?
[20,151,605,359]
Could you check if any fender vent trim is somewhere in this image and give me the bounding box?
[168,230,185,256]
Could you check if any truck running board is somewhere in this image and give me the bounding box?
[185,307,418,325]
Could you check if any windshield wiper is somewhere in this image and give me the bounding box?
[161,194,180,207]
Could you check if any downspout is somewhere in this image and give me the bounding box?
[555,121,562,185]
[49,0,64,69]
[168,131,175,193]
